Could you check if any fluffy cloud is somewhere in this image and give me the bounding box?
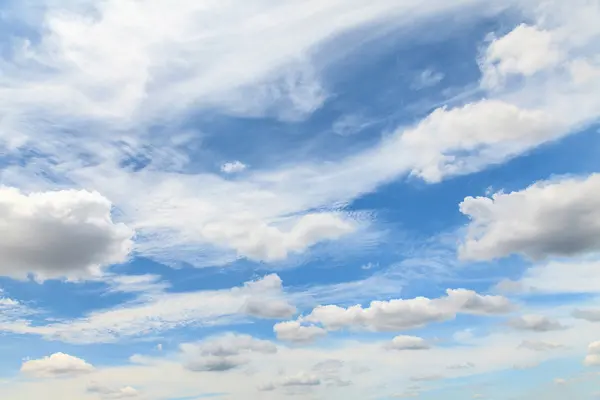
[274,321,327,344]
[87,384,140,399]
[584,341,600,367]
[0,187,133,280]
[480,24,564,89]
[200,212,355,261]
[398,100,561,182]
[508,315,566,332]
[385,335,431,350]
[221,161,247,174]
[0,274,294,344]
[20,353,94,378]
[300,288,513,332]
[180,333,277,372]
[459,174,600,261]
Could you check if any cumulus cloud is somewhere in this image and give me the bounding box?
[274,321,327,344]
[398,100,561,183]
[508,315,566,332]
[459,174,600,261]
[584,341,600,367]
[480,24,564,89]
[0,187,133,280]
[20,353,94,378]
[180,333,277,372]
[385,335,431,350]
[301,288,513,332]
[87,384,140,399]
[221,161,247,174]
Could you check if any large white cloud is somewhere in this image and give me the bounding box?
[20,353,94,378]
[460,174,600,261]
[0,187,133,280]
[294,289,513,332]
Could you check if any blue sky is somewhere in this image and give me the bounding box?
[0,0,600,399]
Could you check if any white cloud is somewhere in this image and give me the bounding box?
[385,335,430,350]
[200,212,356,262]
[459,174,600,261]
[221,161,247,174]
[0,187,133,280]
[584,341,600,367]
[274,321,327,344]
[21,353,94,378]
[180,333,277,372]
[397,100,562,183]
[87,384,140,399]
[508,315,566,332]
[0,0,521,268]
[0,0,598,272]
[300,289,513,332]
[480,24,564,89]
[0,274,294,343]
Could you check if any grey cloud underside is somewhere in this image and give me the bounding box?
[460,174,600,261]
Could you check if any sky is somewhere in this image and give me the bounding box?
[0,0,600,399]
